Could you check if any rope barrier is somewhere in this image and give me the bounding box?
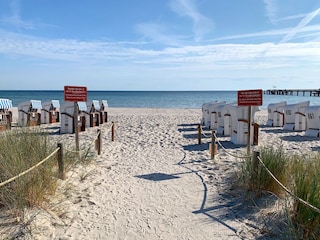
[64,128,102,155]
[103,123,113,135]
[0,122,114,189]
[213,132,252,159]
[0,147,60,187]
[199,125,211,138]
[198,124,252,159]
[257,156,320,214]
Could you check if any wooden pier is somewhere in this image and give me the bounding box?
[264,89,320,97]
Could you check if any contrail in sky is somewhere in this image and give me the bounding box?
[279,7,320,43]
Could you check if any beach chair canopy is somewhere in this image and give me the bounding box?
[61,101,87,114]
[0,98,13,110]
[100,100,108,108]
[77,102,87,111]
[267,101,286,116]
[284,101,310,119]
[305,105,320,137]
[51,100,60,108]
[91,100,100,111]
[30,100,42,109]
[42,100,60,110]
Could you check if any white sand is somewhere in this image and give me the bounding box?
[2,108,320,239]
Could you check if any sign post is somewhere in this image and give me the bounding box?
[237,89,263,156]
[74,102,79,155]
[64,86,87,157]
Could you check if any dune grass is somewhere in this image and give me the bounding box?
[0,127,95,215]
[241,145,288,196]
[241,145,320,239]
[0,128,59,213]
[290,154,320,239]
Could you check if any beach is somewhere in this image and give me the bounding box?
[2,107,320,239]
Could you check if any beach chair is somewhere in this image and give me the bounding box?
[60,101,87,134]
[41,100,60,124]
[18,100,42,127]
[209,101,227,130]
[99,100,108,123]
[205,101,226,130]
[201,102,217,127]
[305,105,320,137]
[229,105,259,145]
[283,101,310,131]
[0,98,13,130]
[216,102,237,136]
[266,101,286,127]
[85,100,100,127]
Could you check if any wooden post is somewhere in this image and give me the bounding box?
[111,122,115,142]
[97,129,101,155]
[197,124,201,144]
[57,143,65,180]
[211,131,216,160]
[247,106,252,156]
[252,151,260,189]
[74,102,80,159]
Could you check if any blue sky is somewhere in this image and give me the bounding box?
[1,0,320,90]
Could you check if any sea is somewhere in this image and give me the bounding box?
[1,90,320,110]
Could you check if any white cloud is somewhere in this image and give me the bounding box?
[169,0,214,41]
[135,23,186,46]
[263,0,278,24]
[1,28,319,73]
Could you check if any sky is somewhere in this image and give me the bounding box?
[1,0,320,91]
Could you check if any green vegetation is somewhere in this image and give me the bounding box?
[0,128,95,216]
[0,128,57,214]
[241,145,288,196]
[291,154,320,239]
[241,145,320,239]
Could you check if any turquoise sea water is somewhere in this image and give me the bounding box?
[1,90,320,110]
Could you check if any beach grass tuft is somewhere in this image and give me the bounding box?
[0,127,97,214]
[241,145,288,196]
[0,128,58,214]
[290,153,320,239]
[240,145,320,239]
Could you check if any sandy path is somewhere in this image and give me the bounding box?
[22,108,251,239]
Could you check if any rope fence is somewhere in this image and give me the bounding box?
[214,133,252,159]
[197,123,320,214]
[0,122,116,188]
[0,147,60,187]
[197,124,251,159]
[255,154,320,214]
[63,128,101,155]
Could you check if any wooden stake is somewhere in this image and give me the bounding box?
[57,143,65,180]
[197,124,201,144]
[211,131,216,160]
[247,106,252,156]
[111,122,115,142]
[98,129,101,155]
[252,151,260,190]
[74,102,80,159]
